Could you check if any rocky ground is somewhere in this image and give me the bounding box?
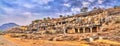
[2,34,120,46]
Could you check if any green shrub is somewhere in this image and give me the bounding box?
[34,20,39,23]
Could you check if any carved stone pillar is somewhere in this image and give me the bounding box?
[97,26,99,32]
[90,27,93,33]
[83,27,86,33]
[72,28,75,33]
[78,28,80,33]
[64,28,66,35]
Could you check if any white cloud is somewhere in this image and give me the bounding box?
[33,0,54,5]
[82,1,90,7]
[98,5,105,8]
[64,0,69,2]
[71,7,80,13]
[1,7,24,15]
[0,0,117,26]
[0,7,41,25]
[88,0,95,2]
[23,3,35,8]
[63,3,71,7]
[98,0,104,4]
[0,12,41,26]
[2,7,15,14]
[44,6,51,9]
[22,12,32,17]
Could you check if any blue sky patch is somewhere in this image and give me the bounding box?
[0,0,120,25]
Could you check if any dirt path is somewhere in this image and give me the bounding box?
[3,35,89,46]
[0,35,19,46]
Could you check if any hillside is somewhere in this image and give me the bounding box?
[0,23,19,31]
[3,7,120,46]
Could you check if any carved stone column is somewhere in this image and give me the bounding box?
[63,27,66,35]
[96,26,99,32]
[90,27,93,33]
[78,28,80,33]
[83,27,86,33]
[72,28,75,33]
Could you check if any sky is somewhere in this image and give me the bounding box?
[0,0,120,26]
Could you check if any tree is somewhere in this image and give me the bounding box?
[0,31,3,35]
[43,18,47,20]
[72,13,75,16]
[67,15,70,17]
[47,17,51,20]
[93,7,98,10]
[34,20,39,23]
[114,5,120,9]
[59,15,63,18]
[81,7,88,13]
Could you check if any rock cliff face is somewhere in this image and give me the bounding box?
[4,7,120,42]
[6,7,120,34]
[26,7,120,34]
